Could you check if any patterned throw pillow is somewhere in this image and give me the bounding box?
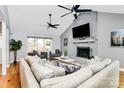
[54,61,81,75]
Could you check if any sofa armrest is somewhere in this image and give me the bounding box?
[77,60,120,88]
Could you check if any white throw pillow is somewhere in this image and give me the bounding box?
[87,56,103,65]
[45,63,65,77]
[33,55,46,65]
[27,55,46,66]
[88,59,100,65]
[39,59,47,65]
[87,62,106,74]
[94,56,102,61]
[31,62,54,82]
[102,58,112,66]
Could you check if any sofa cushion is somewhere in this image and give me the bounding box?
[20,58,40,88]
[27,56,36,66]
[87,62,106,74]
[24,56,32,65]
[45,63,65,76]
[88,59,100,65]
[20,58,31,71]
[40,67,93,88]
[24,68,40,88]
[94,56,103,61]
[102,58,112,66]
[27,55,46,66]
[77,60,119,88]
[31,62,54,82]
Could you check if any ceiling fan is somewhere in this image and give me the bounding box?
[58,5,92,19]
[44,13,60,29]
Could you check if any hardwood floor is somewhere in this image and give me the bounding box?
[119,71,124,88]
[0,63,124,88]
[0,63,20,88]
[0,64,2,75]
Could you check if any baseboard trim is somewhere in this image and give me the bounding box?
[10,60,20,64]
[7,64,10,68]
[120,68,124,72]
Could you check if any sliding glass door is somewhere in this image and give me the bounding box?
[27,37,52,53]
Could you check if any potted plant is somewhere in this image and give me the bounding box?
[64,49,68,57]
[10,39,22,64]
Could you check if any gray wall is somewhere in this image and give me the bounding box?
[61,12,124,69]
[97,13,124,68]
[9,31,60,62]
[60,12,97,57]
[7,6,61,61]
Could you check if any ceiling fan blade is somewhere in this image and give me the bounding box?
[73,13,78,19]
[40,24,48,27]
[47,22,50,25]
[53,24,60,26]
[58,5,71,11]
[47,26,50,29]
[73,5,80,10]
[52,26,57,29]
[76,9,92,12]
[61,12,72,17]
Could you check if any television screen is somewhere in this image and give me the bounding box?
[72,23,90,38]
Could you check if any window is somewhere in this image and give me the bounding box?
[27,37,52,53]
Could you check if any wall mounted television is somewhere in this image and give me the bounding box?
[72,23,90,38]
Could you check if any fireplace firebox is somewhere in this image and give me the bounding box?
[76,47,91,59]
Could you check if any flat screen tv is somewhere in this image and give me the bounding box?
[72,23,90,38]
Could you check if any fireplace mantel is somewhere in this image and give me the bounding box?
[73,39,95,44]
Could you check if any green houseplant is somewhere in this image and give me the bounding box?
[10,39,22,64]
[64,49,68,57]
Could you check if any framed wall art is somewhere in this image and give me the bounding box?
[64,38,68,46]
[111,30,124,46]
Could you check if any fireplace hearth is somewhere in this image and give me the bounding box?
[76,47,91,59]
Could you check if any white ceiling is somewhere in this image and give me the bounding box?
[7,5,124,37]
[80,5,124,14]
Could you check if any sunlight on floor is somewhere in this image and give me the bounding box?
[0,65,2,76]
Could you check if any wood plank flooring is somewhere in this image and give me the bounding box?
[0,65,2,75]
[0,63,124,88]
[0,63,20,88]
[119,71,124,88]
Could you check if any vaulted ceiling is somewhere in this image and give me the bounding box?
[7,5,124,37]
[7,5,74,37]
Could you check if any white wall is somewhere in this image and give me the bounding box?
[61,12,97,57]
[0,23,2,64]
[0,5,10,76]
[97,13,124,68]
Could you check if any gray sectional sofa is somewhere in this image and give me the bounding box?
[20,56,120,88]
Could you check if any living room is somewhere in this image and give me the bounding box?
[0,5,124,89]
